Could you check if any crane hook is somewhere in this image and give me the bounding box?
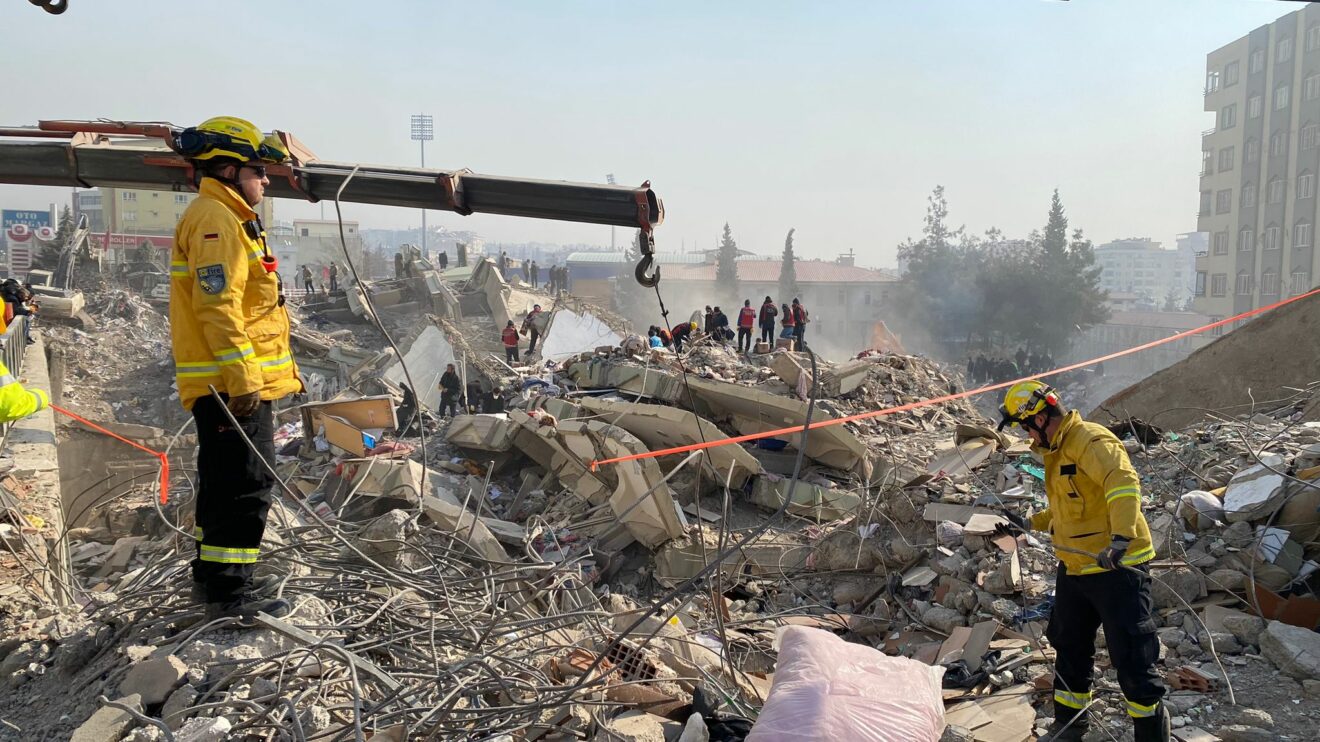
[30,0,69,14]
[633,230,660,288]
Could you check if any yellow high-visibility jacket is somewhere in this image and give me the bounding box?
[1028,410,1155,575]
[0,359,47,422]
[169,178,301,410]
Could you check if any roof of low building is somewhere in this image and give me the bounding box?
[565,252,897,283]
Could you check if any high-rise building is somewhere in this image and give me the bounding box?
[1195,7,1320,328]
[1094,237,1195,310]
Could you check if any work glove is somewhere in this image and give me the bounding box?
[993,510,1030,537]
[1097,536,1131,570]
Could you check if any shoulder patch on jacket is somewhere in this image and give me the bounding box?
[1060,463,1077,476]
[197,264,226,295]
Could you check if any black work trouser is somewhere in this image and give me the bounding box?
[760,325,774,344]
[191,396,276,603]
[440,391,458,417]
[737,327,752,352]
[793,325,806,348]
[1047,563,1165,734]
[504,346,520,364]
[527,329,540,354]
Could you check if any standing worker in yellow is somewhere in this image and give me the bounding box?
[0,360,48,422]
[995,381,1167,742]
[170,116,302,620]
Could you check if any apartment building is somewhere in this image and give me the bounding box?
[1196,7,1320,327]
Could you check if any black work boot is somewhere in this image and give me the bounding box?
[190,573,282,603]
[205,594,292,623]
[1132,703,1171,742]
[1042,703,1089,741]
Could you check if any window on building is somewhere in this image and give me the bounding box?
[1202,149,1214,175]
[1310,26,1320,52]
[1242,183,1257,208]
[1221,104,1237,130]
[1210,316,1225,336]
[1211,273,1228,296]
[1206,70,1221,93]
[1308,74,1320,101]
[1246,138,1260,163]
[1305,124,1320,150]
[1296,220,1313,247]
[1200,190,1212,216]
[1279,37,1294,63]
[1293,270,1312,295]
[1301,172,1316,199]
[1195,272,1207,296]
[1214,230,1230,254]
[122,192,136,202]
[1239,227,1255,251]
[174,194,189,204]
[1276,84,1292,110]
[1265,224,1281,249]
[123,210,136,221]
[1236,271,1254,295]
[1225,60,1240,86]
[1215,189,1233,213]
[1268,177,1286,203]
[1219,146,1235,172]
[300,228,309,237]
[1251,49,1266,73]
[1262,270,1280,296]
[1271,130,1287,156]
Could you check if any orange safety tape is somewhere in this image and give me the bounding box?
[50,403,170,505]
[589,287,1320,471]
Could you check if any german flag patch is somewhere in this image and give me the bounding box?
[203,233,220,241]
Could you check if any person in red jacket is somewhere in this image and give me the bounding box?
[779,302,796,343]
[791,298,809,348]
[758,296,778,345]
[501,320,520,364]
[736,299,756,353]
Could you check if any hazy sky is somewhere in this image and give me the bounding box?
[0,0,1292,267]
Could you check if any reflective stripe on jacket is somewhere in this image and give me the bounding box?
[1028,410,1154,575]
[170,178,302,410]
[0,360,47,423]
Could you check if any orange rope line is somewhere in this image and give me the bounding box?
[589,288,1320,471]
[50,403,170,504]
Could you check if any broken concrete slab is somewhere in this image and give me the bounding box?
[383,325,456,412]
[1222,461,1287,523]
[446,413,517,453]
[577,396,762,489]
[539,309,623,362]
[1259,620,1320,680]
[118,655,186,706]
[71,694,141,742]
[683,376,872,478]
[747,474,859,521]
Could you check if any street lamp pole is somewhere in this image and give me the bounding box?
[606,173,616,251]
[410,114,434,256]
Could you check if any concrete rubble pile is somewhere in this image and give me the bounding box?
[3,261,1320,740]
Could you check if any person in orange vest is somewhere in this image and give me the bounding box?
[736,299,756,353]
[779,301,796,343]
[501,320,521,364]
[758,296,778,345]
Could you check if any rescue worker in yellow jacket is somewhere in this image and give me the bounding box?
[996,381,1167,742]
[0,359,48,423]
[170,116,301,620]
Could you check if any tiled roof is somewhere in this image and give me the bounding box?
[664,260,899,284]
[565,252,898,283]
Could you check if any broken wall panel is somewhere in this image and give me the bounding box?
[384,325,456,412]
[538,310,624,362]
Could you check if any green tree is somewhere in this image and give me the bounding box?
[614,230,644,319]
[33,205,74,270]
[1023,191,1109,355]
[779,228,800,302]
[894,186,978,353]
[716,222,740,307]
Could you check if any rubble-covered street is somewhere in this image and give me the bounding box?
[0,249,1318,741]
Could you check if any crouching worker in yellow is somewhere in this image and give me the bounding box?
[170,116,302,621]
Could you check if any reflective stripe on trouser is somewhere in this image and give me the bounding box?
[1126,698,1159,718]
[1054,689,1092,710]
[189,395,276,603]
[1046,563,1165,724]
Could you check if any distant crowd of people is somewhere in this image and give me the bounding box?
[497,251,571,294]
[639,295,811,354]
[967,347,1056,384]
[296,262,344,296]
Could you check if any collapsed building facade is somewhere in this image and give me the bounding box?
[0,121,1319,741]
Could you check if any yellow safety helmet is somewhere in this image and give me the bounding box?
[997,380,1060,432]
[177,116,288,164]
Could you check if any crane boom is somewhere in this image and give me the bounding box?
[0,120,662,233]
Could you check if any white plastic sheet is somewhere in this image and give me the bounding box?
[747,626,945,742]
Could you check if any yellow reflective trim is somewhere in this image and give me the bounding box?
[214,345,254,364]
[193,526,204,540]
[1125,699,1159,718]
[175,362,221,378]
[170,261,189,276]
[1105,487,1140,503]
[199,545,259,564]
[1054,689,1092,710]
[259,354,293,371]
[1122,546,1155,564]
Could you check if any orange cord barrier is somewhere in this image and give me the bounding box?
[50,404,170,505]
[589,287,1320,471]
